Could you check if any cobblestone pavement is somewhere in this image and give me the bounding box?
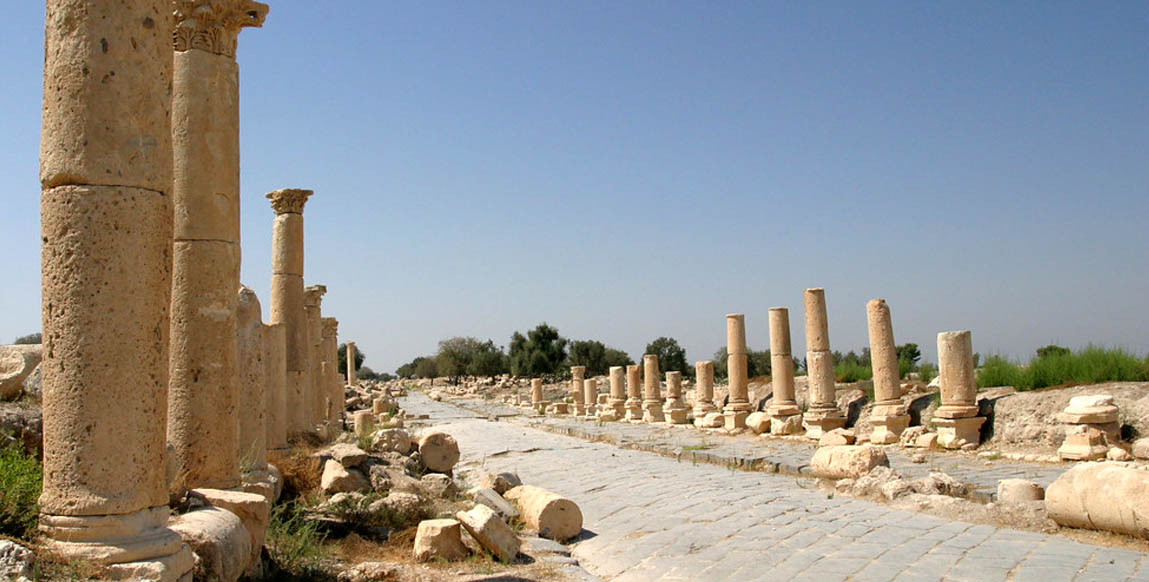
[402,393,1149,582]
[444,397,1066,498]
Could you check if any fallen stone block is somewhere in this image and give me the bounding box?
[421,473,457,498]
[1046,462,1149,538]
[819,428,855,447]
[456,505,520,563]
[480,472,522,495]
[418,431,460,473]
[413,519,470,562]
[321,459,371,494]
[475,487,519,520]
[695,412,724,429]
[1058,424,1109,461]
[192,488,269,574]
[370,428,412,455]
[0,345,41,401]
[329,443,370,468]
[169,507,251,582]
[997,479,1044,504]
[504,485,584,542]
[745,411,770,435]
[1134,438,1149,460]
[810,445,890,480]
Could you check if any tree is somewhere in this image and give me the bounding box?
[603,348,634,369]
[508,324,568,377]
[712,346,772,378]
[467,340,510,377]
[337,343,365,376]
[413,357,438,379]
[895,343,921,367]
[13,333,40,345]
[1036,345,1071,359]
[433,337,509,382]
[645,337,689,377]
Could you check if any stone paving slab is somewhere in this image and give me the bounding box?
[442,396,1067,498]
[402,393,1149,582]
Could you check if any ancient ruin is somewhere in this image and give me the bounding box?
[802,289,847,438]
[765,307,803,435]
[723,314,752,429]
[268,188,313,437]
[866,299,911,444]
[932,331,987,449]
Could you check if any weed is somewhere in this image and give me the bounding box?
[260,502,330,579]
[834,360,873,383]
[0,442,41,540]
[978,346,1149,391]
[918,363,938,384]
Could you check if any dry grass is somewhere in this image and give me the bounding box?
[271,446,323,499]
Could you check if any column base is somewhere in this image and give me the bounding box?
[802,409,846,440]
[692,403,718,419]
[624,400,643,422]
[766,402,801,417]
[768,413,804,435]
[664,408,689,424]
[932,416,985,449]
[723,409,749,430]
[1057,425,1109,461]
[934,404,980,419]
[39,507,193,581]
[869,414,911,445]
[642,403,664,423]
[546,402,569,415]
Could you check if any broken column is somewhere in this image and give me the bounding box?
[304,285,327,432]
[866,299,911,444]
[1057,395,1119,461]
[723,314,753,430]
[802,289,846,438]
[322,318,342,430]
[932,331,985,449]
[38,0,192,577]
[268,188,313,437]
[692,361,718,421]
[346,341,359,388]
[264,322,288,453]
[642,355,664,423]
[531,378,544,407]
[664,371,689,424]
[570,366,587,416]
[237,286,272,498]
[766,307,803,435]
[604,366,627,420]
[582,378,597,419]
[624,364,643,422]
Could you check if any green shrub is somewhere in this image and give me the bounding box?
[977,346,1149,391]
[834,360,872,383]
[918,363,937,383]
[262,502,329,579]
[0,442,41,540]
[977,355,1029,389]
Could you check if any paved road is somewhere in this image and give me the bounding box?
[402,394,1149,582]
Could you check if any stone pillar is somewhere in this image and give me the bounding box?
[606,366,627,419]
[322,318,342,431]
[582,379,597,419]
[263,322,288,453]
[723,314,753,429]
[867,299,911,444]
[642,355,663,422]
[570,366,586,416]
[268,188,313,437]
[932,331,985,449]
[353,410,375,438]
[692,361,718,420]
[346,341,359,387]
[38,0,193,577]
[664,371,688,424]
[624,364,643,422]
[802,289,846,438]
[237,287,275,500]
[304,285,327,432]
[531,378,544,406]
[765,307,803,434]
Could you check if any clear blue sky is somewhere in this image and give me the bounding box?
[2,2,1146,374]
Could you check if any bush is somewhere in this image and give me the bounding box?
[918,363,938,383]
[977,346,1149,390]
[977,355,1028,389]
[834,360,872,383]
[261,502,329,580]
[0,442,42,540]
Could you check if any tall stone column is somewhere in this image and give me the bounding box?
[264,322,288,453]
[304,285,327,431]
[322,318,342,430]
[932,331,985,449]
[664,371,688,424]
[723,314,752,429]
[582,379,597,419]
[605,366,626,419]
[867,299,911,444]
[268,188,313,437]
[692,361,718,422]
[766,307,803,434]
[802,289,846,438]
[641,355,663,423]
[38,0,192,577]
[237,286,273,498]
[570,366,587,416]
[624,364,643,422]
[346,341,359,387]
[167,0,266,492]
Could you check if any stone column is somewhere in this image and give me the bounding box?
[624,364,643,422]
[304,285,327,432]
[38,0,192,577]
[237,286,273,498]
[322,318,342,431]
[692,361,718,421]
[264,322,288,453]
[867,299,911,444]
[605,366,626,419]
[723,314,753,429]
[802,289,846,438]
[268,188,313,437]
[531,378,544,406]
[664,371,688,424]
[346,341,359,387]
[642,355,663,422]
[583,378,597,419]
[766,307,803,434]
[932,331,985,449]
[570,366,587,416]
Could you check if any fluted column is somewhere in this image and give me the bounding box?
[38,0,193,576]
[723,314,752,429]
[801,289,845,438]
[867,299,911,444]
[766,307,803,434]
[641,355,663,423]
[268,188,312,438]
[932,331,985,449]
[624,364,643,421]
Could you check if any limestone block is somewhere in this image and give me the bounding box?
[414,519,469,563]
[745,411,770,435]
[1108,447,1133,462]
[329,444,370,469]
[169,508,251,582]
[480,472,522,495]
[1046,462,1149,538]
[664,408,689,424]
[642,403,664,423]
[0,539,33,580]
[371,429,413,455]
[935,331,978,418]
[353,410,375,438]
[504,485,584,542]
[696,412,724,429]
[320,459,370,494]
[899,426,927,447]
[455,505,520,563]
[933,416,985,450]
[1057,394,1119,424]
[810,446,890,480]
[869,414,911,445]
[419,431,461,474]
[236,287,266,473]
[997,479,1045,504]
[1132,438,1149,460]
[475,488,519,520]
[723,410,749,431]
[1058,425,1109,461]
[768,307,792,355]
[769,414,803,436]
[193,488,269,574]
[819,428,856,447]
[915,432,939,449]
[0,345,41,401]
[802,289,830,352]
[420,474,457,498]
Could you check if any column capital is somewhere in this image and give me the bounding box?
[303,284,327,307]
[267,188,313,215]
[174,0,268,58]
[321,317,339,338]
